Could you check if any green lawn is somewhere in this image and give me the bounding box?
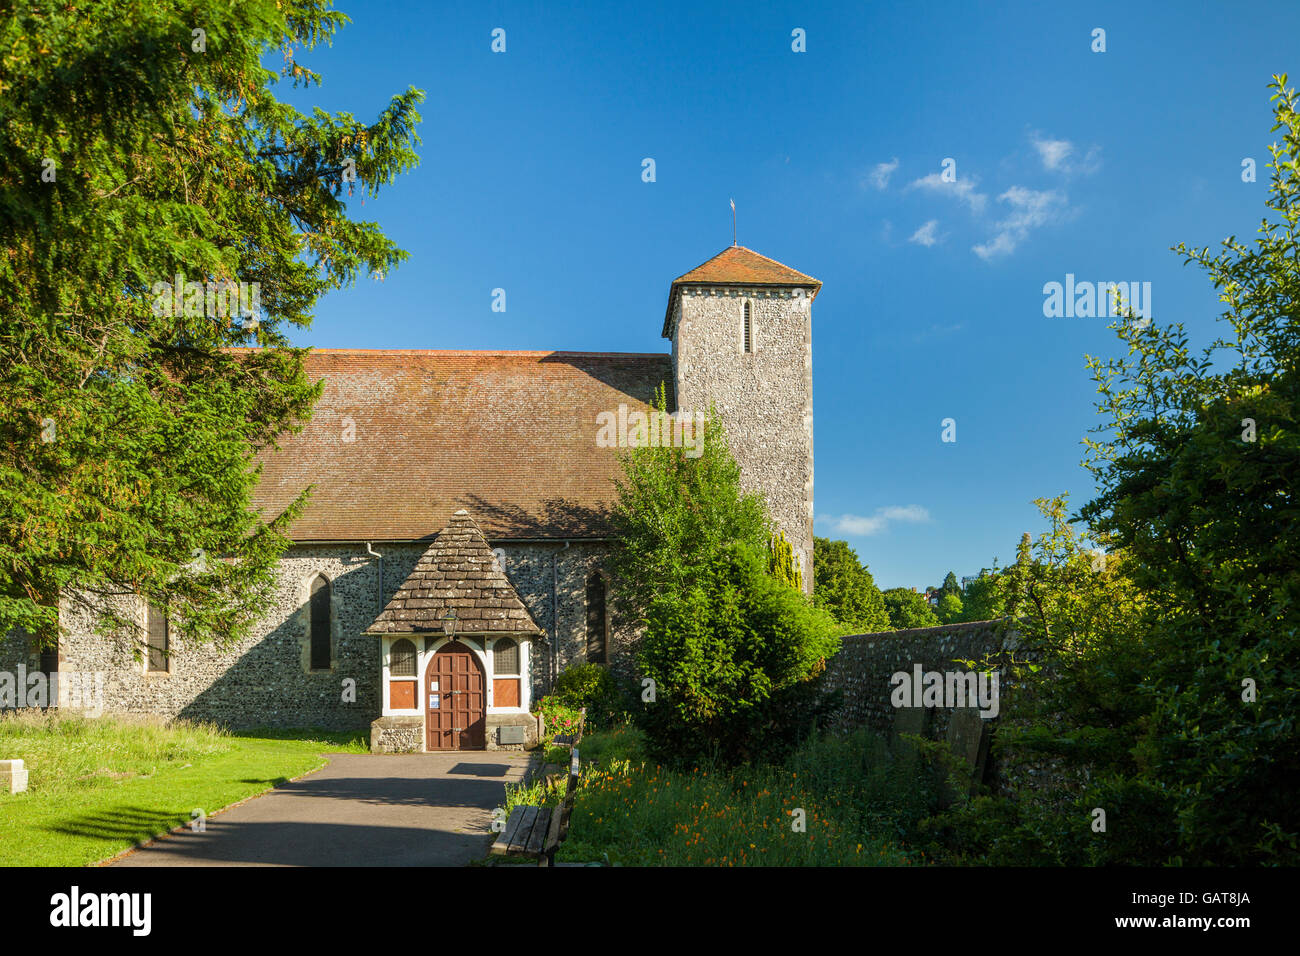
[0,711,367,867]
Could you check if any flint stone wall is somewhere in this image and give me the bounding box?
[671,286,815,594]
[0,540,632,735]
[820,619,1070,798]
[820,619,1017,742]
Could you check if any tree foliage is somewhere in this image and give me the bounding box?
[1072,76,1300,864]
[934,496,1153,864]
[608,394,839,767]
[768,530,802,591]
[957,569,1005,622]
[811,536,890,634]
[935,592,963,624]
[0,1,423,652]
[941,78,1300,865]
[607,385,767,621]
[881,587,939,630]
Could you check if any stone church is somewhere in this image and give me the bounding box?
[1,245,819,751]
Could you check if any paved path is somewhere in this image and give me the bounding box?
[111,752,533,867]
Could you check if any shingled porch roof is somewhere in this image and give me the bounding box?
[365,510,542,636]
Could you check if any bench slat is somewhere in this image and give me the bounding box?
[523,808,552,856]
[508,805,540,855]
[491,805,530,855]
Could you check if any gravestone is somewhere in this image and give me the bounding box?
[891,704,932,745]
[0,758,28,794]
[946,708,991,793]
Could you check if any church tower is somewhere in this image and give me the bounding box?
[662,245,819,593]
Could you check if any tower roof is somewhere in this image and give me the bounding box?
[364,510,543,635]
[663,245,821,336]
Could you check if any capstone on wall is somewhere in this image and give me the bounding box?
[670,286,815,593]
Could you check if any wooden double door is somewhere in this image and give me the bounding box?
[424,642,486,750]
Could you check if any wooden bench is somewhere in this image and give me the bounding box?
[491,707,586,866]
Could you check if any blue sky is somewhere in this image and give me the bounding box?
[277,0,1295,589]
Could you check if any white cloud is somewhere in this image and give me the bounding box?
[1031,134,1100,175]
[1032,136,1072,170]
[817,506,931,537]
[907,172,987,215]
[866,158,900,190]
[973,186,1069,260]
[909,219,942,247]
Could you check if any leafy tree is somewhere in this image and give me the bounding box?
[607,385,767,621]
[1074,75,1300,864]
[637,542,840,767]
[608,395,839,767]
[0,1,423,654]
[940,571,961,598]
[935,592,963,624]
[942,78,1300,865]
[811,536,890,634]
[881,587,939,630]
[933,496,1151,864]
[958,568,1006,622]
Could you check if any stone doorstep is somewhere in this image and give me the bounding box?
[1,758,28,794]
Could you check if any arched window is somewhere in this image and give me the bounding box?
[389,638,417,677]
[742,301,753,353]
[586,573,608,665]
[145,601,169,673]
[309,574,331,671]
[493,638,521,708]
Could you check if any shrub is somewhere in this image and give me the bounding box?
[636,542,840,768]
[553,662,628,728]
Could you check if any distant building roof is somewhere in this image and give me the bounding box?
[662,245,822,335]
[365,510,542,635]
[249,349,672,541]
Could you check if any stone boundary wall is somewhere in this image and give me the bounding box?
[820,619,1018,742]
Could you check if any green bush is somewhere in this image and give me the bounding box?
[881,587,939,629]
[553,662,628,729]
[636,542,840,769]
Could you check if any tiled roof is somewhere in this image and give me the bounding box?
[249,349,673,541]
[663,245,821,335]
[365,510,542,635]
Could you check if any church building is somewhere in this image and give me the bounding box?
[0,245,820,751]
